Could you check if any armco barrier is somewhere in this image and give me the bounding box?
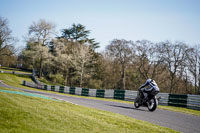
[22,81,200,110]
[168,94,188,107]
[69,87,76,95]
[96,89,105,98]
[125,90,137,101]
[104,90,114,99]
[81,88,89,96]
[75,87,82,95]
[64,86,70,93]
[44,85,48,90]
[55,86,59,92]
[88,89,96,97]
[51,86,55,91]
[114,90,125,100]
[157,93,169,106]
[59,86,65,93]
[187,95,200,110]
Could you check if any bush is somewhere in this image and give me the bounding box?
[49,73,64,85]
[87,79,103,89]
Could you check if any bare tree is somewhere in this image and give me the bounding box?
[28,19,56,46]
[186,45,200,94]
[0,17,15,58]
[134,40,165,81]
[159,41,187,93]
[23,19,56,77]
[106,39,133,89]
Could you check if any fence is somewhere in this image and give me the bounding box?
[22,81,200,110]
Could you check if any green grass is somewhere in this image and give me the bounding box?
[0,87,178,133]
[0,72,200,117]
[0,73,32,89]
[0,67,32,74]
[38,77,61,85]
[158,105,200,116]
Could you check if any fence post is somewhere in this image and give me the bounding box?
[23,80,26,86]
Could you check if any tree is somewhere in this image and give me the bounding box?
[69,43,93,87]
[0,17,16,65]
[51,38,71,85]
[159,41,187,93]
[100,52,121,89]
[22,42,50,78]
[61,23,99,49]
[50,38,95,87]
[28,19,56,46]
[186,45,200,94]
[24,19,56,77]
[106,39,133,89]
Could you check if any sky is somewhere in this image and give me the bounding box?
[0,0,200,52]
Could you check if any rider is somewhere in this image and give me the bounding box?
[139,79,160,100]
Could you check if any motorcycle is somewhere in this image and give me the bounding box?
[134,89,160,112]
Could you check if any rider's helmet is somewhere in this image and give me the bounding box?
[147,79,158,86]
[146,79,152,84]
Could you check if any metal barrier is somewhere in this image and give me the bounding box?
[22,81,200,110]
[187,95,200,110]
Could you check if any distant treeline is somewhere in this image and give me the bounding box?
[0,17,199,94]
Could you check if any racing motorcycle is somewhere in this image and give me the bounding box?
[134,89,160,112]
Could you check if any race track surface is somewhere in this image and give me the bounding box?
[1,81,200,133]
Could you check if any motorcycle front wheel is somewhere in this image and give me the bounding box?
[147,97,158,112]
[134,97,140,108]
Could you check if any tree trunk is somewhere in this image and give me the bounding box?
[198,64,200,94]
[121,65,126,90]
[185,70,188,93]
[39,58,43,78]
[170,74,175,94]
[67,68,73,87]
[80,63,84,88]
[63,70,68,86]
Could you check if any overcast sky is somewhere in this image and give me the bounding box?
[1,0,200,51]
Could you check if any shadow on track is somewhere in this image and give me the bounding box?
[106,104,148,112]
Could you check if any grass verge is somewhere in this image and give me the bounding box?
[0,73,200,116]
[0,86,178,133]
[158,105,200,116]
[0,73,32,90]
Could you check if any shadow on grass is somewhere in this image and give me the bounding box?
[0,67,32,73]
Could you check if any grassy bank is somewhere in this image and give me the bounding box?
[0,73,32,89]
[0,87,178,133]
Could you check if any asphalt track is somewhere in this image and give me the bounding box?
[0,81,200,133]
